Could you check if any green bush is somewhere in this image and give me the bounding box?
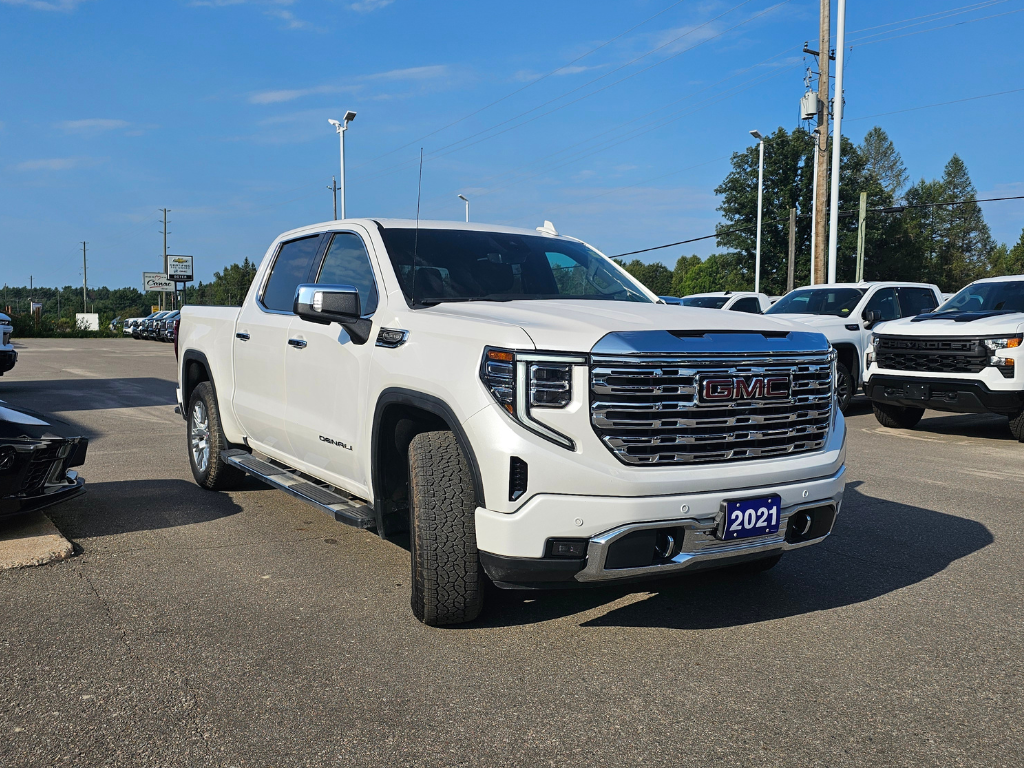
[10,313,122,339]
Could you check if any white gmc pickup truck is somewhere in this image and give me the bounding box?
[865,275,1024,438]
[176,219,847,625]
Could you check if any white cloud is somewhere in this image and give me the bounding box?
[265,7,309,29]
[349,0,393,12]
[15,156,106,171]
[59,118,130,133]
[248,65,449,105]
[0,0,89,10]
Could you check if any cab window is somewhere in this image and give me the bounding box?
[729,297,761,314]
[897,287,938,316]
[261,235,322,312]
[317,233,379,316]
[863,288,899,321]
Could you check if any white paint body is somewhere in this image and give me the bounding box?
[178,219,848,561]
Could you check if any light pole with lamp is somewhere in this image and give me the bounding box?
[750,129,765,294]
[328,111,357,219]
[457,194,469,223]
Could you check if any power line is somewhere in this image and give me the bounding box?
[846,0,1012,35]
[610,195,1024,258]
[356,0,789,184]
[849,6,1024,47]
[846,87,1024,122]
[350,0,694,170]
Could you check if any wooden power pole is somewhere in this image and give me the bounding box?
[812,0,831,286]
[855,191,867,282]
[788,207,796,293]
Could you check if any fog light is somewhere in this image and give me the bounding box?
[546,538,587,558]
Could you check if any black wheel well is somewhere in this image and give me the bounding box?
[371,389,486,540]
[832,343,859,383]
[183,357,210,412]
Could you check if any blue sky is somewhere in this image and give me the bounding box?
[2,0,1023,289]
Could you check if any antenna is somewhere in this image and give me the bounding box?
[412,148,423,307]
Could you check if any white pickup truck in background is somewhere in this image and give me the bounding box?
[765,282,942,412]
[865,275,1024,438]
[1,312,16,376]
[176,219,847,625]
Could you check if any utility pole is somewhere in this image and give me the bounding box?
[812,0,830,286]
[826,0,847,283]
[82,242,88,314]
[855,191,867,282]
[329,176,338,220]
[788,207,796,293]
[160,208,171,310]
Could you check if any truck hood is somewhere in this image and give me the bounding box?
[422,299,809,351]
[874,313,1024,337]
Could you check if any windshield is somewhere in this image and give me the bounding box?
[933,281,1024,314]
[378,228,651,306]
[679,296,729,309]
[766,287,865,317]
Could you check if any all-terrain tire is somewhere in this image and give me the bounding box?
[835,361,855,414]
[1009,409,1024,442]
[187,381,245,491]
[872,400,925,429]
[408,430,484,626]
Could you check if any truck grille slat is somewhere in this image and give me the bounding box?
[590,353,834,466]
[875,336,988,374]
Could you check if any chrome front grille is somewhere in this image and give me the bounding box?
[590,352,834,466]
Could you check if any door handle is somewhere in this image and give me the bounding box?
[236,332,250,341]
[288,338,307,349]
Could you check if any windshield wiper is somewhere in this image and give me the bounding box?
[413,296,514,307]
[911,309,1019,323]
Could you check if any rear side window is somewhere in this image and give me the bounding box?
[729,297,761,313]
[317,233,379,316]
[261,235,321,312]
[898,287,938,316]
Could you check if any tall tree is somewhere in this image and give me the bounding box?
[988,227,1024,276]
[859,126,908,200]
[670,254,702,296]
[934,154,993,289]
[615,259,673,296]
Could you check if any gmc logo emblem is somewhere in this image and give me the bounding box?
[699,375,791,402]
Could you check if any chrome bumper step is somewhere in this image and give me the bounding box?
[222,449,375,529]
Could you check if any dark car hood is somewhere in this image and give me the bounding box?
[0,400,83,441]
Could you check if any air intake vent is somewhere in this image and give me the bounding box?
[509,456,528,501]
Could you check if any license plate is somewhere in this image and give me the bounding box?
[905,381,929,400]
[719,495,782,540]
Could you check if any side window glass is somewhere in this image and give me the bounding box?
[730,297,760,313]
[317,233,379,316]
[864,288,899,321]
[262,236,321,312]
[898,287,938,316]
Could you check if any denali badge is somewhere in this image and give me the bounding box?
[319,435,353,450]
[698,375,791,403]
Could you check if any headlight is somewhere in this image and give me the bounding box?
[866,333,878,366]
[983,337,1021,351]
[481,347,586,449]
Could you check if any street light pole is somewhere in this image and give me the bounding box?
[458,194,469,223]
[750,130,765,294]
[827,0,847,284]
[328,111,357,219]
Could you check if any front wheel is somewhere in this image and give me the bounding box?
[408,430,485,626]
[872,400,924,429]
[1009,409,1024,442]
[187,382,244,490]
[835,361,855,413]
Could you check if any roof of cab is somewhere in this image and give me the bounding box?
[274,218,573,241]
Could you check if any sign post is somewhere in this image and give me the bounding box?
[166,255,194,308]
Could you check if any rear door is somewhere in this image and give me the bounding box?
[284,229,381,494]
[232,234,322,457]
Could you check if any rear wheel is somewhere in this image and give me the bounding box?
[408,430,484,626]
[835,361,855,413]
[187,382,244,490]
[1009,409,1024,442]
[872,400,925,429]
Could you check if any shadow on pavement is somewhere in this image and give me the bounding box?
[0,378,177,413]
[476,482,992,629]
[45,478,265,538]
[916,411,1014,441]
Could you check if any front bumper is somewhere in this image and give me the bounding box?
[0,349,17,374]
[868,374,1024,414]
[476,464,845,587]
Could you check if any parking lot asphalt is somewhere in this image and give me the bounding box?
[1,338,1022,767]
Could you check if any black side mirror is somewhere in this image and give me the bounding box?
[862,309,882,329]
[294,284,371,345]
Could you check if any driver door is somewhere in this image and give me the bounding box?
[284,230,381,496]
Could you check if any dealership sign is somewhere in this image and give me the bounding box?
[166,255,194,282]
[143,272,175,292]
